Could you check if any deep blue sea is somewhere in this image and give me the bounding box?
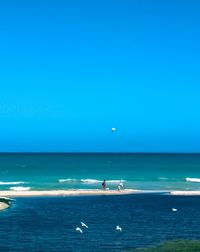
[1,194,200,251]
[0,153,200,191]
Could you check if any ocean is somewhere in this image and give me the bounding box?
[0,153,200,191]
[1,153,200,251]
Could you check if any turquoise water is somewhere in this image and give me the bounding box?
[0,153,200,191]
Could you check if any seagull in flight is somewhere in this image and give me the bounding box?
[81,222,88,228]
[76,227,83,233]
[172,208,177,212]
[116,225,122,231]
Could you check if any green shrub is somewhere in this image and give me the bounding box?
[128,240,200,252]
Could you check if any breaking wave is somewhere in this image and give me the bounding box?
[58,179,78,183]
[0,181,25,185]
[9,186,31,191]
[80,179,101,183]
[186,177,200,183]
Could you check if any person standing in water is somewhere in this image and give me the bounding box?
[102,180,106,190]
[118,180,123,191]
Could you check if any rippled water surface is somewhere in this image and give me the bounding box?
[1,194,200,251]
[1,153,200,191]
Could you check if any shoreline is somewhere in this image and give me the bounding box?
[1,189,200,197]
[0,189,139,197]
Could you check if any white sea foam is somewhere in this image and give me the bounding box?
[106,180,126,183]
[0,181,25,185]
[59,178,99,183]
[158,177,168,180]
[9,186,31,191]
[58,179,77,183]
[80,179,101,183]
[186,178,200,183]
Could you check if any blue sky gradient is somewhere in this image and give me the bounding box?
[0,0,200,152]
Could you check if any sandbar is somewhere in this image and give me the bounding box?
[0,189,139,197]
[170,191,200,196]
[0,202,10,211]
[2,189,199,198]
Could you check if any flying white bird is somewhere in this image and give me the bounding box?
[81,222,88,228]
[76,227,83,233]
[116,225,122,231]
[172,208,177,212]
[111,127,116,132]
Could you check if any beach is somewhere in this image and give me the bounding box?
[1,189,200,198]
[0,189,139,197]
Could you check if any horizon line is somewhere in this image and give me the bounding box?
[0,152,200,154]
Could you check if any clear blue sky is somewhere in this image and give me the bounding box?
[0,0,200,152]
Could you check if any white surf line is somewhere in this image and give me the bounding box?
[186,178,200,183]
